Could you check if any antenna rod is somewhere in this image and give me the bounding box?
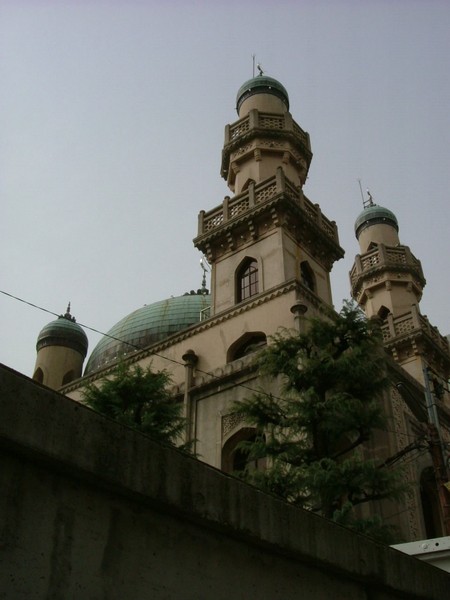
[252,54,255,77]
[357,179,365,205]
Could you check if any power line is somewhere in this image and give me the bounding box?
[0,288,268,396]
[0,287,436,471]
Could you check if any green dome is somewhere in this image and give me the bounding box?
[37,312,88,357]
[236,75,289,113]
[85,293,211,375]
[354,204,399,238]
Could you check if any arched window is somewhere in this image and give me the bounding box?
[222,427,266,474]
[377,305,390,320]
[62,370,75,386]
[236,258,259,303]
[227,332,267,363]
[242,178,255,191]
[300,261,315,292]
[33,367,44,384]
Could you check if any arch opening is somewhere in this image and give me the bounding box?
[236,257,259,303]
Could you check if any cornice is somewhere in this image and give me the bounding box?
[383,327,450,372]
[351,265,425,298]
[62,278,334,394]
[194,193,344,268]
[221,128,312,179]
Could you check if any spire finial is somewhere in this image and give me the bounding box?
[63,302,76,322]
[199,257,210,295]
[358,179,375,209]
[366,189,375,207]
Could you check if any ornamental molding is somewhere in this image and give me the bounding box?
[195,194,343,268]
[351,265,425,297]
[222,412,247,440]
[63,279,333,394]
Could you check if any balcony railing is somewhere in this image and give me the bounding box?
[350,245,424,286]
[196,169,338,244]
[226,110,309,149]
[381,307,449,354]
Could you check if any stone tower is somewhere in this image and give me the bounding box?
[33,305,88,390]
[194,74,344,320]
[350,197,450,388]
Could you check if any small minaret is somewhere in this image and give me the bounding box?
[33,304,88,390]
[351,193,425,318]
[350,194,450,388]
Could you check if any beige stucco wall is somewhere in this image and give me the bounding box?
[362,282,420,318]
[33,345,84,389]
[212,227,332,314]
[238,93,287,118]
[232,149,304,194]
[63,284,323,468]
[358,222,400,252]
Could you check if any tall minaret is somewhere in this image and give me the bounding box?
[33,304,88,390]
[350,195,450,389]
[194,73,344,318]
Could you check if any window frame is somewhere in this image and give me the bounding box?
[236,258,259,303]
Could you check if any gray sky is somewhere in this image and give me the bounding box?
[1,0,450,378]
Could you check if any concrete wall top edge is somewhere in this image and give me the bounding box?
[1,364,449,598]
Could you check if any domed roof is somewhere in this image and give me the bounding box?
[37,306,88,357]
[354,204,399,238]
[236,74,289,113]
[85,292,211,375]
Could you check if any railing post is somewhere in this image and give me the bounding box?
[223,196,230,222]
[378,243,387,264]
[284,112,293,131]
[248,182,255,207]
[276,166,285,192]
[198,210,205,236]
[224,124,231,144]
[315,204,323,229]
[411,303,421,328]
[387,312,396,337]
[248,109,258,129]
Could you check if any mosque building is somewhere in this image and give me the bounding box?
[32,73,450,541]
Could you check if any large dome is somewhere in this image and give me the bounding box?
[85,293,211,375]
[37,309,88,357]
[236,74,289,113]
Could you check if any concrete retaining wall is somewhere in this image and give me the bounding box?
[0,364,448,599]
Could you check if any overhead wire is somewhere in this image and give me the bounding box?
[0,288,438,471]
[0,289,271,396]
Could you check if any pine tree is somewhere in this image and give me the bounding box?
[233,302,406,541]
[83,362,189,450]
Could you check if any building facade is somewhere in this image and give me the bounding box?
[33,74,450,542]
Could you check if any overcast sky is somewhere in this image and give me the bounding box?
[1,0,449,378]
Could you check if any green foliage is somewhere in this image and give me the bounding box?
[83,362,189,450]
[233,302,406,542]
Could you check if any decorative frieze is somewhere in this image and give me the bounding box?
[222,412,246,438]
[390,385,422,540]
[350,244,425,296]
[196,171,340,252]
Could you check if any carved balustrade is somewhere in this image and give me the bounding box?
[225,110,309,148]
[197,170,338,244]
[350,245,424,288]
[381,307,450,354]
